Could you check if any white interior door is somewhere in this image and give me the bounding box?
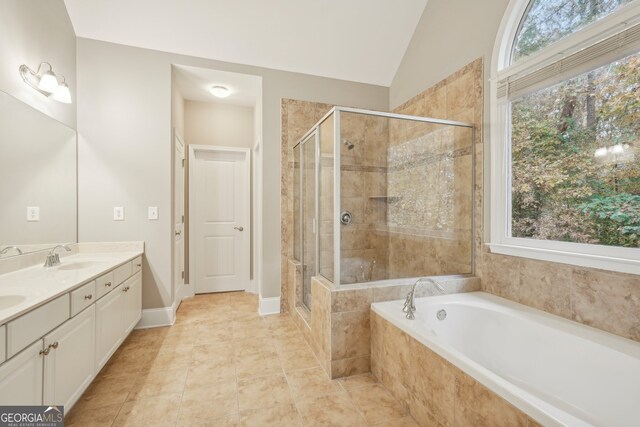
[192,147,249,293]
[174,133,185,292]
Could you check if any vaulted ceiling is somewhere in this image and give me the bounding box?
[64,0,428,86]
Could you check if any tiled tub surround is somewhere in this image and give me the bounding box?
[66,292,419,427]
[296,274,480,380]
[371,293,640,426]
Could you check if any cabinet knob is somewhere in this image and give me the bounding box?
[136,263,142,267]
[123,286,130,292]
[84,294,93,300]
[39,347,50,356]
[49,342,59,349]
[105,282,112,287]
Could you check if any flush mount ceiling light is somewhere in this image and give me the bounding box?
[18,62,72,104]
[209,85,230,98]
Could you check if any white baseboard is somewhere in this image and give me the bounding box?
[136,283,194,329]
[175,283,195,307]
[259,296,281,316]
[136,306,175,329]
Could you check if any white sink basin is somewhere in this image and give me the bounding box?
[57,261,98,271]
[0,295,27,309]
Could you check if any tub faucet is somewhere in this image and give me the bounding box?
[0,246,23,256]
[403,278,444,320]
[43,244,71,268]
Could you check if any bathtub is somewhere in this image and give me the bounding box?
[371,292,640,427]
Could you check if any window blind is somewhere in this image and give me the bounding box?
[498,22,640,101]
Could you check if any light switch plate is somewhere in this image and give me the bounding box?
[27,207,40,221]
[113,207,125,221]
[148,206,158,220]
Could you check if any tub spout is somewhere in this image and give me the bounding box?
[404,278,444,320]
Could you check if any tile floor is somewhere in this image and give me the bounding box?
[66,292,418,426]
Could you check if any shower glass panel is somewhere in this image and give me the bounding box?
[301,132,317,310]
[293,107,474,291]
[318,114,335,281]
[339,111,474,284]
[293,145,301,262]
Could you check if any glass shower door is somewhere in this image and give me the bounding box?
[301,131,317,310]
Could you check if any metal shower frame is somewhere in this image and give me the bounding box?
[293,106,476,296]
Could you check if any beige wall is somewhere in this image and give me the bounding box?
[390,0,509,109]
[185,101,254,148]
[0,0,76,129]
[77,38,388,309]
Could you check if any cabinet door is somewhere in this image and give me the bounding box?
[95,283,125,371]
[43,306,96,409]
[123,272,142,335]
[0,340,44,405]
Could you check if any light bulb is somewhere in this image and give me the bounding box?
[38,70,59,93]
[209,85,230,98]
[52,82,71,104]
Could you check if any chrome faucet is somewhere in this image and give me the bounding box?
[403,277,445,320]
[0,246,23,256]
[43,245,71,268]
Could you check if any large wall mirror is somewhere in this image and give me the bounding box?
[0,91,77,257]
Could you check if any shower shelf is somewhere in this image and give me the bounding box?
[369,196,401,202]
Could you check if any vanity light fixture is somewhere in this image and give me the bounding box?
[18,62,72,104]
[209,85,230,98]
[52,76,72,104]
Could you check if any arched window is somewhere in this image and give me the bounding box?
[489,0,640,274]
[512,0,635,61]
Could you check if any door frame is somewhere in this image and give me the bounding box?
[251,139,262,296]
[173,130,189,307]
[188,144,251,293]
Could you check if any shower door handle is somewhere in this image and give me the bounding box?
[234,226,244,231]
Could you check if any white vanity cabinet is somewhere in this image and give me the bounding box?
[95,282,127,370]
[0,340,44,405]
[0,253,143,411]
[96,271,142,370]
[124,272,142,335]
[43,305,95,408]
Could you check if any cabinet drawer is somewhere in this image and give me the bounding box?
[132,256,142,274]
[7,295,69,358]
[113,262,132,286]
[71,281,96,317]
[0,325,5,364]
[96,271,115,299]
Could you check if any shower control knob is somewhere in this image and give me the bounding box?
[340,211,353,225]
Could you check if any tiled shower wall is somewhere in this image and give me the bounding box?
[338,113,390,284]
[389,61,480,279]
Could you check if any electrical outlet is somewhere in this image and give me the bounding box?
[113,207,125,221]
[27,207,40,221]
[148,207,158,220]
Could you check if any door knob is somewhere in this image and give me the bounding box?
[234,226,244,231]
